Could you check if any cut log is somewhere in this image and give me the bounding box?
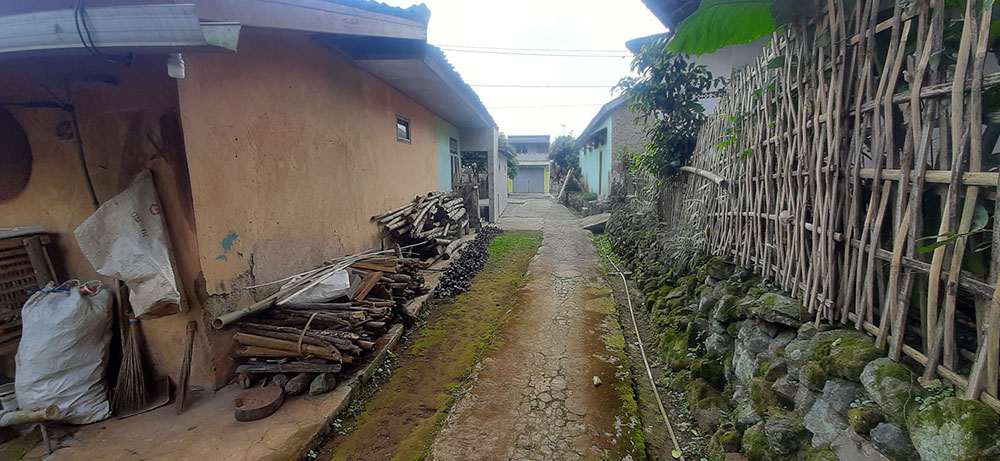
[233,333,344,362]
[237,362,341,374]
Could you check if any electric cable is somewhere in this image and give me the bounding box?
[471,84,616,88]
[599,245,685,461]
[438,48,629,58]
[436,44,629,53]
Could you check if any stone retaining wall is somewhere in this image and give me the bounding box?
[606,204,1000,461]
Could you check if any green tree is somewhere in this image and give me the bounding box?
[548,135,579,181]
[616,37,722,177]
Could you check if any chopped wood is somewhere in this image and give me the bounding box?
[237,362,341,374]
[351,262,397,273]
[233,333,344,363]
[353,271,383,301]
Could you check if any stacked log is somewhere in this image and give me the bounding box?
[372,191,471,260]
[231,256,427,396]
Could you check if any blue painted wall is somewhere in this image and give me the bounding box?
[435,117,460,190]
[577,115,613,198]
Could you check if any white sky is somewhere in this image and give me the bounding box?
[381,0,667,139]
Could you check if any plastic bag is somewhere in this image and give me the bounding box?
[74,170,182,318]
[16,281,112,424]
[281,269,350,304]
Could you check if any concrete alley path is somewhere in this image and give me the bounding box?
[431,194,641,460]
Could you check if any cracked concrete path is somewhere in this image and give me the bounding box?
[432,194,640,460]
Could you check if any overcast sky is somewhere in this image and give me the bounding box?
[381,0,667,139]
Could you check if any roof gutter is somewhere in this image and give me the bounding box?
[0,5,240,58]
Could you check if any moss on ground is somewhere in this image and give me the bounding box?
[0,428,42,460]
[325,231,541,461]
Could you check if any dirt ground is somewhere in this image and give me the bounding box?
[431,194,642,460]
[316,231,542,460]
[317,194,644,460]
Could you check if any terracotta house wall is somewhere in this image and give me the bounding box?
[176,29,442,385]
[0,55,214,388]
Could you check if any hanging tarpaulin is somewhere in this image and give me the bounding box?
[74,170,183,318]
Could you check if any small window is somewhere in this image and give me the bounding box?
[449,137,459,154]
[396,115,410,143]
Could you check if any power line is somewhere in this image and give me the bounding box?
[490,103,608,109]
[438,48,630,58]
[471,84,616,88]
[436,43,629,53]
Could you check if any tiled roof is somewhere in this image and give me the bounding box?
[320,0,430,23]
[426,44,497,129]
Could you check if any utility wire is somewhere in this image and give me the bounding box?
[439,48,629,58]
[490,103,608,109]
[436,44,629,53]
[471,84,616,88]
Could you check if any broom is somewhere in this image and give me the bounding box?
[110,284,149,414]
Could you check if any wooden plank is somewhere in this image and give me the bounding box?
[352,271,383,301]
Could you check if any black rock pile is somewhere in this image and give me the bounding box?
[433,226,503,297]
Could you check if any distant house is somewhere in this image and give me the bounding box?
[574,97,648,199]
[508,135,551,193]
[0,0,500,389]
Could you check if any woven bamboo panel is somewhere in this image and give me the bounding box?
[664,0,1000,410]
[0,235,54,357]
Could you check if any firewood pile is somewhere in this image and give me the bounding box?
[230,255,427,397]
[372,191,470,261]
[434,226,503,298]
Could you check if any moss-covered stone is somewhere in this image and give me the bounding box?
[713,294,748,322]
[796,443,838,461]
[742,421,771,461]
[726,321,741,338]
[659,326,694,369]
[751,292,811,327]
[908,397,1000,460]
[809,329,881,381]
[705,258,736,280]
[859,357,921,424]
[764,411,809,456]
[710,427,743,452]
[666,369,691,393]
[763,359,788,382]
[692,395,730,431]
[847,404,886,434]
[749,377,778,417]
[800,361,828,390]
[686,378,718,408]
[691,358,727,390]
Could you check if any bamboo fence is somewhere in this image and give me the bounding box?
[663,0,1000,411]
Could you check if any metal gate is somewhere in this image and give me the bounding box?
[512,167,544,193]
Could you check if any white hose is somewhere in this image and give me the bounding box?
[600,247,685,461]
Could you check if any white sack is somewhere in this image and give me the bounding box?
[281,269,351,304]
[16,282,112,424]
[74,170,181,318]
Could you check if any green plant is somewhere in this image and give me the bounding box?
[616,37,722,177]
[667,0,821,56]
[914,383,955,410]
[582,192,598,201]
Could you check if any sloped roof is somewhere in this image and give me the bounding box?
[640,0,700,29]
[574,96,628,148]
[319,0,430,23]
